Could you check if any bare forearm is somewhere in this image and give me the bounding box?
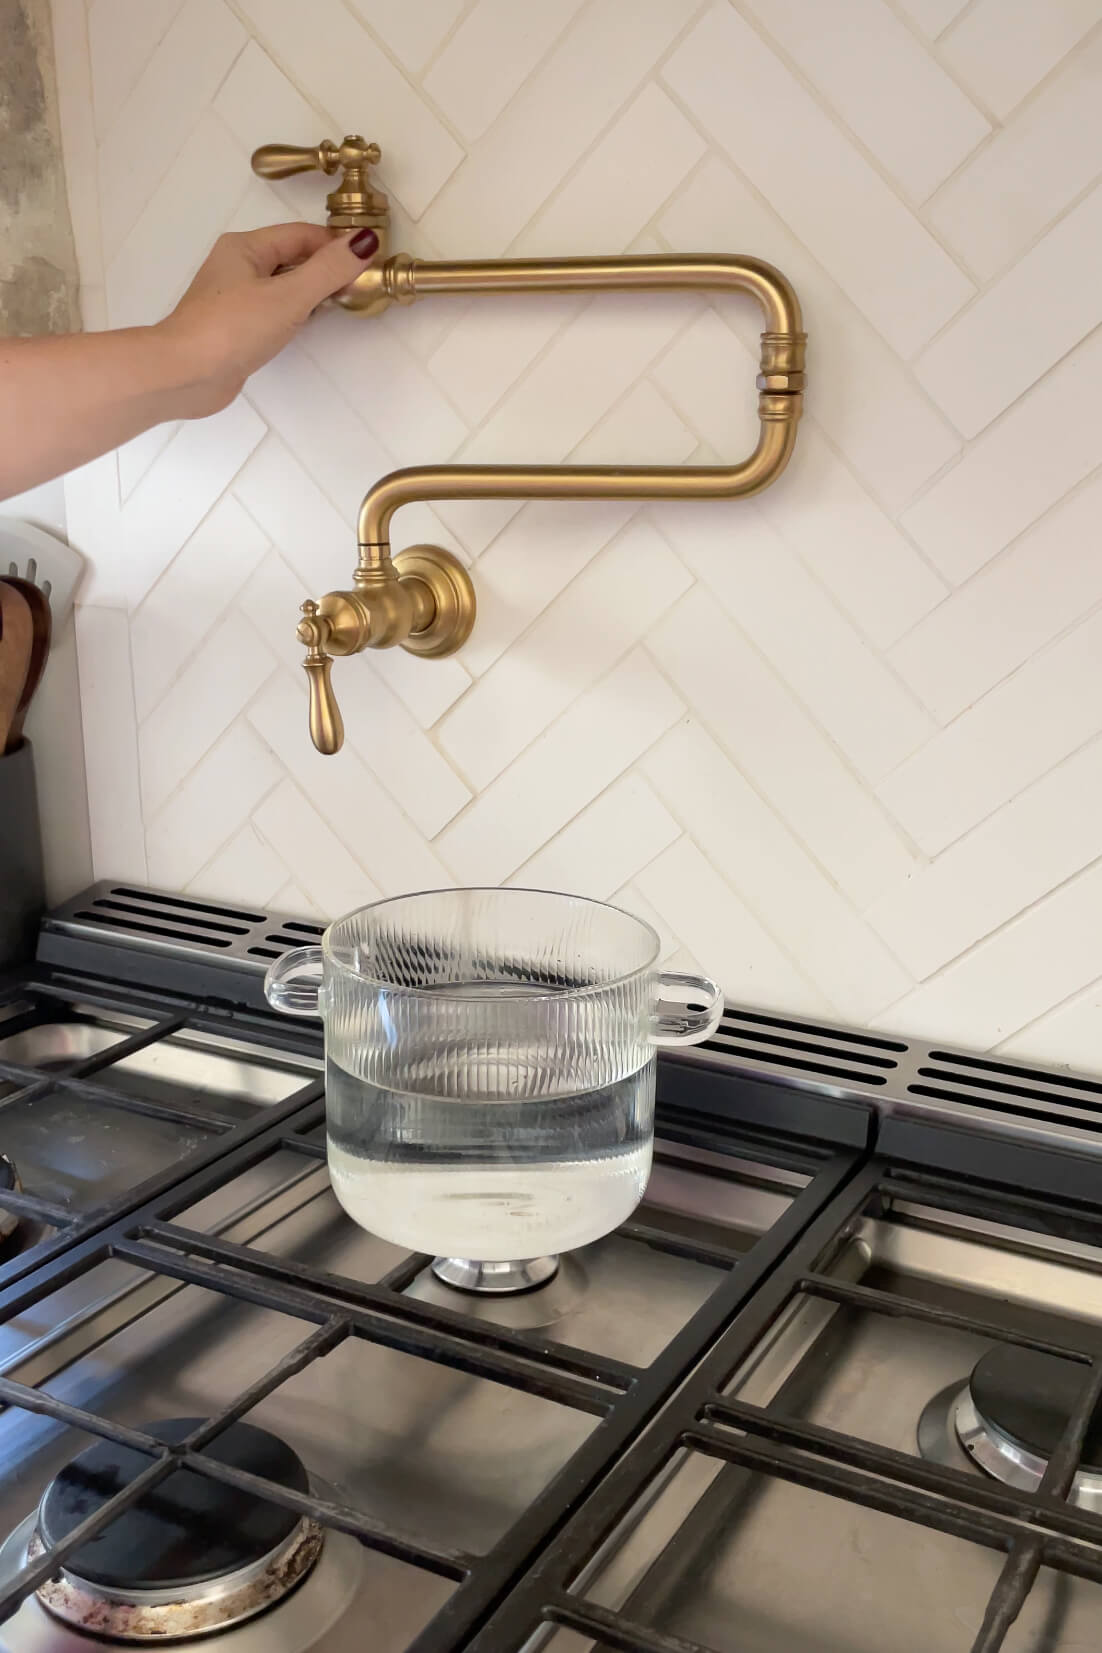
[0,325,206,500]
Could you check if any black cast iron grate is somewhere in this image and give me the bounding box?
[6,933,1102,1651]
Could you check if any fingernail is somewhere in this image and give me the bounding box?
[349,228,380,260]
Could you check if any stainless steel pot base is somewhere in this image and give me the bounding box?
[430,1255,560,1294]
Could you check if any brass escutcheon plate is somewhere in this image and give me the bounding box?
[395,546,476,658]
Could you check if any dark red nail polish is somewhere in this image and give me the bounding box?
[349,228,379,260]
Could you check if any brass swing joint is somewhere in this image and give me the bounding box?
[253,136,807,755]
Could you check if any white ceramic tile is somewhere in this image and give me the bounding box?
[571,381,696,468]
[740,0,988,201]
[995,984,1102,1072]
[360,644,472,731]
[868,736,1102,980]
[512,85,706,257]
[940,0,1102,117]
[915,185,1102,437]
[635,838,832,1016]
[131,495,270,721]
[74,606,148,880]
[145,722,282,888]
[244,345,395,525]
[421,0,700,255]
[346,0,466,72]
[511,774,680,900]
[339,666,472,839]
[98,0,245,250]
[658,157,962,514]
[893,0,970,36]
[427,295,582,426]
[119,398,266,609]
[269,878,319,917]
[232,0,463,217]
[651,308,763,462]
[105,112,250,329]
[437,651,684,883]
[891,471,1102,723]
[61,453,123,607]
[661,501,935,781]
[874,858,1102,1049]
[301,305,469,471]
[459,499,639,677]
[877,606,1102,855]
[87,0,183,141]
[252,779,381,917]
[757,425,948,649]
[650,588,918,908]
[610,883,686,964]
[138,614,276,818]
[423,0,587,142]
[187,820,288,908]
[458,295,693,466]
[662,2,974,356]
[231,433,354,597]
[901,328,1102,585]
[116,424,179,504]
[928,32,1102,281]
[247,672,454,894]
[211,38,325,177]
[438,518,692,786]
[642,720,911,1019]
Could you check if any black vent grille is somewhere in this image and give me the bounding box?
[42,884,325,971]
[38,883,1102,1154]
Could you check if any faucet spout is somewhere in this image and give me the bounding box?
[356,252,804,559]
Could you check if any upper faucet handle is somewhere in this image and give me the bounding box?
[251,135,388,226]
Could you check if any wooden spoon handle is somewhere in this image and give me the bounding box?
[0,582,34,755]
[1,576,51,750]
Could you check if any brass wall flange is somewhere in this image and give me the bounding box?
[251,137,808,756]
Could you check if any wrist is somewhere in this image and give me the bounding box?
[146,315,239,420]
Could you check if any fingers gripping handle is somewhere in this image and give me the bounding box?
[652,971,724,1046]
[265,946,324,1017]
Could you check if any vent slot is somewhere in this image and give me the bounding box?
[907,1083,1102,1134]
[913,1066,1102,1114]
[92,898,250,937]
[708,1024,897,1071]
[927,1049,1102,1100]
[281,920,325,936]
[723,1008,906,1053]
[108,886,265,924]
[71,911,233,948]
[701,1038,888,1087]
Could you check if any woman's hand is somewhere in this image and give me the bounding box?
[0,222,379,501]
[156,222,380,416]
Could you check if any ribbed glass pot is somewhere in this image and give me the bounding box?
[265,888,722,1260]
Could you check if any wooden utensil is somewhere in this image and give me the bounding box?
[0,580,34,755]
[1,575,51,752]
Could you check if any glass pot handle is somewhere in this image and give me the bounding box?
[651,971,723,1047]
[264,946,324,1017]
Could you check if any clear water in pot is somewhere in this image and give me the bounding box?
[325,1058,654,1259]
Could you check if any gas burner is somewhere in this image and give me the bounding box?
[31,1418,323,1642]
[952,1345,1102,1510]
[431,1255,560,1294]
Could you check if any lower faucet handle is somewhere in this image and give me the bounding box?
[298,600,345,755]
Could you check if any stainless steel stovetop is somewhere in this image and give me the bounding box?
[3,886,1102,1653]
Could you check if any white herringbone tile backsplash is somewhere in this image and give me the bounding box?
[47,0,1102,1066]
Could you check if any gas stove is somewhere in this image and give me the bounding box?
[2,886,1102,1651]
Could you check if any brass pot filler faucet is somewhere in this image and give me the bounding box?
[251,136,807,755]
